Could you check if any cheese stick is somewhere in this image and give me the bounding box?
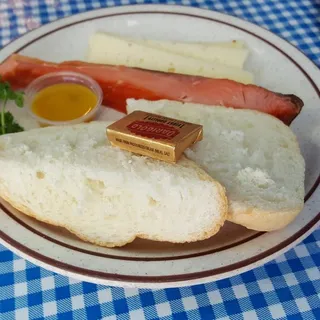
[128,38,249,68]
[87,33,254,84]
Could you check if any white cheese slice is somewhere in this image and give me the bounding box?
[87,33,254,84]
[129,38,249,68]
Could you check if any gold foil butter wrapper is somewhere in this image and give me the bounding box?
[106,110,203,163]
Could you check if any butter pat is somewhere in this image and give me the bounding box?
[106,111,203,163]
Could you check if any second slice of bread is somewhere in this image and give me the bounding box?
[127,99,305,231]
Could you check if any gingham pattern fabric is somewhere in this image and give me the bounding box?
[0,1,319,319]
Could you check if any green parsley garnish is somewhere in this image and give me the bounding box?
[0,79,25,135]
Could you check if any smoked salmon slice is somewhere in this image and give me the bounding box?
[0,54,303,125]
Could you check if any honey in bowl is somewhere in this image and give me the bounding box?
[25,71,103,126]
[32,83,98,122]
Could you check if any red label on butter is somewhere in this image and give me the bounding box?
[127,120,180,140]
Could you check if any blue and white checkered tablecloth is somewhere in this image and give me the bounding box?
[0,1,319,319]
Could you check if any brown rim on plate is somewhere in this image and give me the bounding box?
[0,213,319,283]
[1,174,318,262]
[0,9,319,283]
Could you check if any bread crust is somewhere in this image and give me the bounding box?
[227,202,304,231]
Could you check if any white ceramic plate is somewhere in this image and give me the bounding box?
[0,5,319,289]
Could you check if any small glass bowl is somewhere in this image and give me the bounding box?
[25,71,103,127]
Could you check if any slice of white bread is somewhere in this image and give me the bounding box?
[127,99,305,231]
[0,121,227,247]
